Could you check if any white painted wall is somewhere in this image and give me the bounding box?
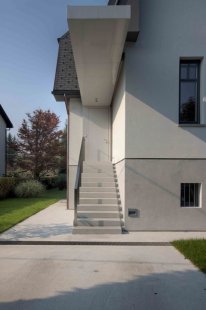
[69,99,83,166]
[112,64,126,163]
[125,0,206,158]
[112,64,126,221]
[0,115,6,176]
[68,100,111,208]
[115,160,126,221]
[83,107,110,161]
[68,98,83,209]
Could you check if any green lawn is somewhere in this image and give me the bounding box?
[0,189,66,234]
[172,239,206,273]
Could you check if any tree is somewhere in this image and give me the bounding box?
[17,109,63,179]
[59,123,67,174]
[7,132,19,174]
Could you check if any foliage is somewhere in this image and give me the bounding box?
[7,133,19,174]
[59,124,67,174]
[17,109,63,179]
[40,176,58,189]
[15,180,45,198]
[56,173,67,190]
[172,239,206,273]
[0,189,66,233]
[0,177,16,199]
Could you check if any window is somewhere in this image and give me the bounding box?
[179,60,200,124]
[181,183,201,207]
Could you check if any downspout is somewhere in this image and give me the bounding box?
[64,94,70,210]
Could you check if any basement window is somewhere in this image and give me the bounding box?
[181,183,201,207]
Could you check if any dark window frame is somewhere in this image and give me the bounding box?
[179,59,200,124]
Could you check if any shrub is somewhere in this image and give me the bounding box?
[15,180,45,198]
[56,174,67,190]
[40,176,58,189]
[0,177,16,199]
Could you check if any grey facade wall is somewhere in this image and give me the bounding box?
[0,115,6,176]
[125,0,206,158]
[124,159,206,231]
[111,0,206,230]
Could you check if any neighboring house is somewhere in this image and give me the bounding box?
[0,105,13,176]
[53,0,206,233]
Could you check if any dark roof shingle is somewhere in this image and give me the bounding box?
[0,105,13,128]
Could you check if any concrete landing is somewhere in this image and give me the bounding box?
[1,200,206,243]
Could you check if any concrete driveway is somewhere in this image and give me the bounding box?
[0,245,206,310]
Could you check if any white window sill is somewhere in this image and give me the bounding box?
[181,206,202,209]
[178,124,206,127]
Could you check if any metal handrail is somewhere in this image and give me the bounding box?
[74,137,85,226]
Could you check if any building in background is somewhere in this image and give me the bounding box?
[53,0,206,233]
[0,105,13,176]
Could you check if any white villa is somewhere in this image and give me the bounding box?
[53,0,206,233]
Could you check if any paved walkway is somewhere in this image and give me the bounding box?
[0,200,206,242]
[0,200,73,242]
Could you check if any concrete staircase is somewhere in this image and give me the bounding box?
[72,161,123,234]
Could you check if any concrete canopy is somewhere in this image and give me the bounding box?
[68,6,130,107]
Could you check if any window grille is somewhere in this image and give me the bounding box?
[181,183,201,207]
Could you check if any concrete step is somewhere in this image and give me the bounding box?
[72,226,122,234]
[77,211,121,218]
[80,187,118,193]
[77,204,121,211]
[79,197,120,204]
[73,160,123,235]
[79,192,119,198]
[82,172,115,178]
[81,177,115,183]
[76,218,122,227]
[83,167,114,173]
[83,161,113,166]
[81,182,116,187]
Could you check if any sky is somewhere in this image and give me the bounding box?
[0,0,107,134]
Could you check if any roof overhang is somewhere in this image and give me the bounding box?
[68,5,130,106]
[0,105,13,128]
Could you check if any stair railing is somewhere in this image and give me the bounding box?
[74,137,85,226]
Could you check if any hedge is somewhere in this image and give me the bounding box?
[0,177,16,199]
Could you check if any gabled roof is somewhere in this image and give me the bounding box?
[52,31,80,102]
[0,105,13,128]
[57,31,70,42]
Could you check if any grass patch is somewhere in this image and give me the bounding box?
[0,189,66,234]
[172,239,206,273]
